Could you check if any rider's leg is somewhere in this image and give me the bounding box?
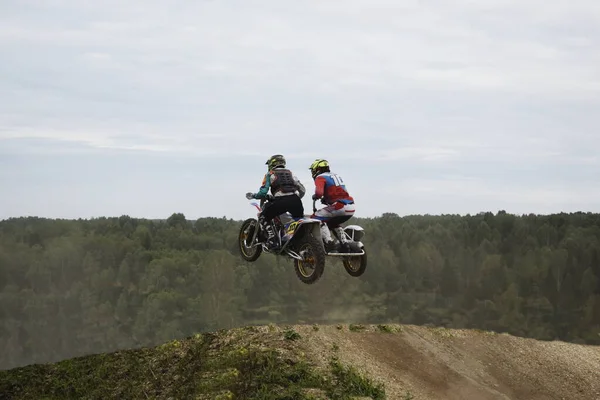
[259,216,277,246]
[279,195,303,234]
[332,224,351,249]
[320,224,332,241]
[287,194,304,219]
[261,195,302,248]
[259,202,282,248]
[312,206,338,252]
[324,203,356,252]
[329,218,350,241]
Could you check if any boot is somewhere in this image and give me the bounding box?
[321,223,338,253]
[333,227,351,253]
[261,219,279,249]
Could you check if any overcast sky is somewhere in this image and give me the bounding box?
[1,0,599,221]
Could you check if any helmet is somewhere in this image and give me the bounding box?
[266,154,286,170]
[309,159,330,179]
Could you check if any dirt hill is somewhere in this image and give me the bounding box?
[1,323,599,399]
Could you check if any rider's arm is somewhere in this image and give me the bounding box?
[253,173,271,199]
[313,176,326,198]
[294,176,306,198]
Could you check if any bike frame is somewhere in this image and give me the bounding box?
[247,198,322,259]
[246,197,365,257]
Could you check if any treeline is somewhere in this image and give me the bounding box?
[1,211,599,370]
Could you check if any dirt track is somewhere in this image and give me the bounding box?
[291,324,600,400]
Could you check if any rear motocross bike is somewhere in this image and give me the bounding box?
[311,199,368,278]
[238,195,327,284]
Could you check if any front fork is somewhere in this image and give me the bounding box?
[248,219,261,247]
[248,216,268,248]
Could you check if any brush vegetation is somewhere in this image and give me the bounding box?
[1,211,600,371]
[0,325,385,400]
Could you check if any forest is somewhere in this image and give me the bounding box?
[1,210,599,370]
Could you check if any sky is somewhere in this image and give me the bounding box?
[1,0,600,221]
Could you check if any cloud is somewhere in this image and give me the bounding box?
[1,0,600,218]
[380,147,460,162]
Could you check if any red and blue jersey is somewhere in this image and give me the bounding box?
[314,172,354,205]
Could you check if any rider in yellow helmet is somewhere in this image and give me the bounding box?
[246,154,306,249]
[308,159,355,252]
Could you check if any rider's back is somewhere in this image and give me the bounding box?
[266,167,298,196]
[315,171,354,204]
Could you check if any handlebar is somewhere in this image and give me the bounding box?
[245,193,273,208]
[259,194,274,207]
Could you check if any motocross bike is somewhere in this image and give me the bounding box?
[310,199,368,278]
[238,194,327,284]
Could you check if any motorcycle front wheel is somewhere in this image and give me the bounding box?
[293,234,326,284]
[238,218,262,262]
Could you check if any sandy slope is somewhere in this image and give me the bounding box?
[3,323,599,399]
[291,324,600,400]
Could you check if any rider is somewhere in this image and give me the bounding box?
[308,159,355,253]
[246,154,306,249]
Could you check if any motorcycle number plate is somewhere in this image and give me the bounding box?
[286,220,301,235]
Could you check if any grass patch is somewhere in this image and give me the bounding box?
[326,356,386,400]
[349,324,366,332]
[229,349,325,399]
[473,329,497,336]
[0,327,386,400]
[429,327,455,338]
[377,324,399,333]
[0,332,212,400]
[284,328,301,341]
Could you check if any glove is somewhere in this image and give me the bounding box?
[312,194,320,201]
[245,192,254,200]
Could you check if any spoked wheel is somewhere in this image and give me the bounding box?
[343,246,367,277]
[293,234,326,284]
[238,218,262,262]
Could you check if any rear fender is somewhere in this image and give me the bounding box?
[280,217,322,250]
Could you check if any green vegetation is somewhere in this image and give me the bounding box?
[377,324,398,333]
[328,356,386,400]
[0,332,213,399]
[1,210,600,372]
[349,323,366,332]
[0,327,385,400]
[283,328,301,341]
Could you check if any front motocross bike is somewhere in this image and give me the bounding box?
[238,194,327,284]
